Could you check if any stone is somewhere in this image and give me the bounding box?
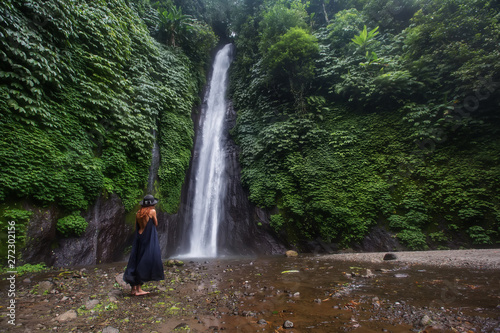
[420,315,432,326]
[56,310,77,322]
[166,259,185,267]
[394,273,409,278]
[39,281,54,293]
[102,327,119,333]
[363,269,375,278]
[115,273,129,289]
[257,319,267,325]
[383,253,398,261]
[174,323,190,331]
[285,250,298,257]
[85,299,99,310]
[283,320,294,328]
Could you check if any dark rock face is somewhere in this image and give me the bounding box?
[22,203,59,266]
[22,194,132,267]
[353,226,405,252]
[53,194,131,266]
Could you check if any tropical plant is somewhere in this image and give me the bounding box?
[157,5,194,46]
[351,25,379,49]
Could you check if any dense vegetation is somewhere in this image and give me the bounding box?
[0,0,499,257]
[0,0,217,257]
[229,0,500,249]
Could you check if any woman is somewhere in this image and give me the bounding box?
[123,194,165,295]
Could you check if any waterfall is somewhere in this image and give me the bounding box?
[147,130,160,194]
[182,44,233,258]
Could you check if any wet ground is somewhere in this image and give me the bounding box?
[1,255,499,332]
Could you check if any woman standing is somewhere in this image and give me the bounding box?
[123,194,165,295]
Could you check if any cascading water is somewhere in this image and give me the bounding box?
[182,44,233,258]
[147,130,160,194]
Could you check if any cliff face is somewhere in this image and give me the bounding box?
[22,194,132,267]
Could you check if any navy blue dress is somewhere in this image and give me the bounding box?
[123,218,164,286]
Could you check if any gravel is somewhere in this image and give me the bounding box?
[323,249,500,269]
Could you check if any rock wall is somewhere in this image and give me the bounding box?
[22,194,132,267]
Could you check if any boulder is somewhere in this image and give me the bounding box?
[383,253,398,261]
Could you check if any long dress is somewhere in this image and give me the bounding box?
[123,217,164,286]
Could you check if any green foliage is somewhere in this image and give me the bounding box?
[467,226,492,245]
[0,207,32,263]
[351,25,379,48]
[157,4,194,46]
[0,262,48,276]
[1,0,211,215]
[396,229,428,250]
[231,0,500,250]
[57,213,88,238]
[259,0,309,53]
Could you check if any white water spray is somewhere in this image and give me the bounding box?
[184,44,232,257]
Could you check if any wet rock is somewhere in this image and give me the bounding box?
[39,281,54,293]
[421,315,432,326]
[353,227,403,252]
[85,299,100,310]
[102,327,119,333]
[115,273,129,289]
[362,269,375,278]
[52,194,130,267]
[173,323,190,331]
[285,250,298,257]
[23,278,31,283]
[283,320,294,328]
[383,253,398,261]
[166,259,185,267]
[257,319,267,325]
[394,273,409,278]
[56,310,77,322]
[241,311,257,317]
[314,298,322,304]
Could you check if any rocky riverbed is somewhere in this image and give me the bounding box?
[1,250,499,332]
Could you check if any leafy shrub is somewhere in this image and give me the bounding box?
[57,214,88,238]
[270,214,285,232]
[467,226,492,245]
[0,263,48,276]
[396,229,428,250]
[429,231,449,243]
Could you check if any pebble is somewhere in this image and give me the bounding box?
[85,299,100,310]
[55,310,77,322]
[102,327,119,333]
[39,281,54,293]
[394,273,409,278]
[421,315,432,326]
[257,319,267,325]
[283,320,294,328]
